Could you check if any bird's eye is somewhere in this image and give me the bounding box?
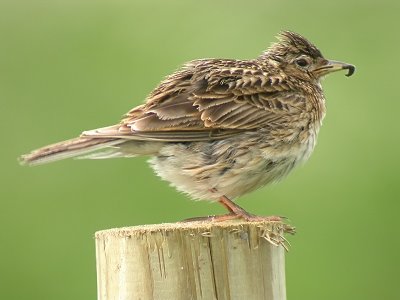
[295,58,309,67]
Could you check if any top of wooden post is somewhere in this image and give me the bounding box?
[95,220,295,250]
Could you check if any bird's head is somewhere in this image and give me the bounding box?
[260,31,355,82]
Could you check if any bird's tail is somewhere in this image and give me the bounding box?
[19,137,123,166]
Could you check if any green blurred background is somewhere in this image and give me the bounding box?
[1,0,399,299]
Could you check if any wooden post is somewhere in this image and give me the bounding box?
[95,220,294,300]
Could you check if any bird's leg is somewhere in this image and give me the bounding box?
[182,189,283,222]
[182,189,282,222]
[216,195,282,222]
[218,194,249,215]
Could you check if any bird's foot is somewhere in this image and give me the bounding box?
[217,193,284,222]
[182,191,284,223]
[215,212,284,222]
[182,213,284,223]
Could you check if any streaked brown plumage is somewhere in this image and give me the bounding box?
[20,31,355,220]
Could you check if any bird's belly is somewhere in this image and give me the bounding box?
[149,131,317,201]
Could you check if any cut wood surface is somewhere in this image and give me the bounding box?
[95,220,294,300]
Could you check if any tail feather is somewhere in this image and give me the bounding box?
[19,137,122,166]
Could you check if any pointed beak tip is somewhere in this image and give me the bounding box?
[344,64,355,77]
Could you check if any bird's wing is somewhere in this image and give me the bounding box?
[83,59,306,142]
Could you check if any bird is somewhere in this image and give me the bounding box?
[20,31,355,221]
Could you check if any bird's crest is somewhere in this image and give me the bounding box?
[265,31,323,59]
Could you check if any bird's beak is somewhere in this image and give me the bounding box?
[316,60,355,77]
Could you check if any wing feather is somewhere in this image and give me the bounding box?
[84,59,306,142]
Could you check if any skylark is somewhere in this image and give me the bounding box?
[21,31,355,221]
